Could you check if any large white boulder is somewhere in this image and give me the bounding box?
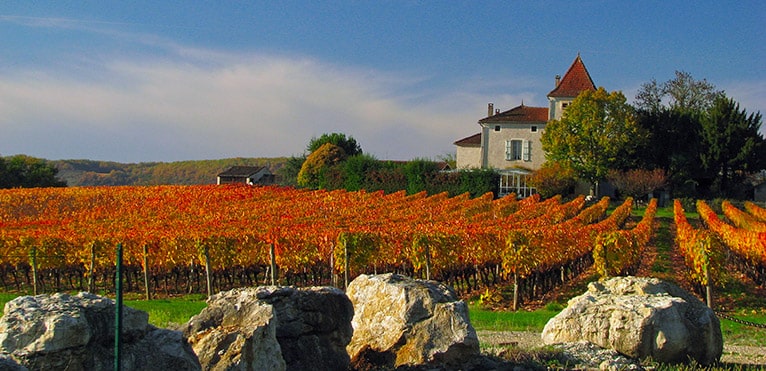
[182,288,285,371]
[0,292,200,370]
[183,286,354,371]
[542,276,723,365]
[346,273,480,369]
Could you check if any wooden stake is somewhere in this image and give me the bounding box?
[143,244,151,301]
[203,246,212,297]
[269,243,277,286]
[89,242,96,293]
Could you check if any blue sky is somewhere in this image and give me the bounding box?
[1,1,764,163]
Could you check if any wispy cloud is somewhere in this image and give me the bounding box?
[0,46,489,161]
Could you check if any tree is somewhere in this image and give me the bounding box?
[297,143,347,188]
[528,162,576,199]
[635,109,704,196]
[633,71,726,197]
[342,154,380,191]
[607,168,667,201]
[403,159,440,195]
[541,87,645,196]
[276,155,306,187]
[306,133,362,156]
[0,155,67,188]
[635,71,723,113]
[698,96,766,197]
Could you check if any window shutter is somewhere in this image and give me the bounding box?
[505,140,512,161]
[523,140,531,161]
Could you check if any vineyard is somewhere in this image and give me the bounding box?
[674,199,766,292]
[0,185,662,305]
[4,184,765,309]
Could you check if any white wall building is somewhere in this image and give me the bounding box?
[455,55,596,172]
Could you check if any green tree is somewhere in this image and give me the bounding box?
[635,71,723,113]
[342,154,380,191]
[634,71,724,197]
[297,143,347,189]
[634,109,703,196]
[277,155,306,187]
[541,87,645,196]
[306,133,362,156]
[403,159,440,195]
[0,155,66,188]
[699,96,765,197]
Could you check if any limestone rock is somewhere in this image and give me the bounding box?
[0,354,27,371]
[346,273,480,368]
[542,276,723,365]
[182,288,285,371]
[254,286,354,371]
[183,286,353,371]
[0,292,200,370]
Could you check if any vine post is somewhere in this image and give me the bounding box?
[269,243,276,286]
[702,240,713,308]
[344,241,349,290]
[88,242,96,293]
[512,273,519,311]
[329,244,337,287]
[29,245,38,295]
[114,243,124,371]
[142,244,151,301]
[705,263,713,308]
[203,245,212,298]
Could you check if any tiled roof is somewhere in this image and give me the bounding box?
[547,55,596,98]
[218,166,266,177]
[454,133,481,146]
[478,104,549,123]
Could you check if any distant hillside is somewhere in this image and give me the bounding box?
[51,157,289,186]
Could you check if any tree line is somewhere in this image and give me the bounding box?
[277,133,500,197]
[0,155,66,188]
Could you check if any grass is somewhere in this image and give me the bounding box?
[469,303,560,332]
[124,295,207,328]
[0,292,208,329]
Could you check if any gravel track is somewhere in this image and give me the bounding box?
[477,330,766,366]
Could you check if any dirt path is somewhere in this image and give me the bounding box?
[476,331,766,366]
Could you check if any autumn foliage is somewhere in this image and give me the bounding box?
[696,199,766,284]
[1,185,651,300]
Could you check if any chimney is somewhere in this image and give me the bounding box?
[487,103,494,116]
[555,75,561,87]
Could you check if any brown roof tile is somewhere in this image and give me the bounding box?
[548,55,596,98]
[454,133,481,146]
[478,104,548,123]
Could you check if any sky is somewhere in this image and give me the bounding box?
[1,1,764,163]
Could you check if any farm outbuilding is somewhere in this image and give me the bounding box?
[216,166,274,185]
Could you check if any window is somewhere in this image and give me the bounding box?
[523,140,532,161]
[494,125,501,132]
[505,140,523,161]
[531,125,538,132]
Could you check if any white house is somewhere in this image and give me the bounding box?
[455,55,596,171]
[454,55,597,196]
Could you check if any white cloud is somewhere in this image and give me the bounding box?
[0,50,495,162]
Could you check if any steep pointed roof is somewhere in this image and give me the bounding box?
[478,104,549,123]
[547,55,596,98]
